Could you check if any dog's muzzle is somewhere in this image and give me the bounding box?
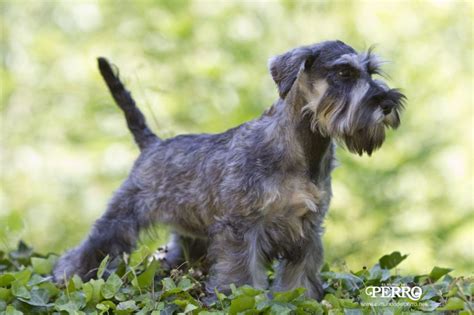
[380,99,396,115]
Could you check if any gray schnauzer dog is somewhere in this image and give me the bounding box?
[53,40,405,300]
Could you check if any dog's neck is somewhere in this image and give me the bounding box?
[262,92,333,182]
[295,112,333,183]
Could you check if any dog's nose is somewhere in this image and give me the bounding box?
[380,100,394,115]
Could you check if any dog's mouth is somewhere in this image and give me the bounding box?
[342,126,386,156]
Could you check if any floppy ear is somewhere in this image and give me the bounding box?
[268,47,315,99]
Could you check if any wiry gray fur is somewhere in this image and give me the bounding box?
[53,41,406,301]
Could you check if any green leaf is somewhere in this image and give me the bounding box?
[0,274,15,287]
[229,295,255,314]
[240,285,262,297]
[429,266,453,282]
[274,287,305,302]
[96,300,116,313]
[136,259,159,289]
[269,303,294,314]
[101,273,123,299]
[368,264,391,282]
[5,305,23,315]
[438,297,465,311]
[31,256,57,275]
[129,246,151,267]
[379,252,408,270]
[11,283,30,299]
[181,303,198,313]
[83,278,104,303]
[17,287,52,307]
[55,291,86,312]
[13,269,32,285]
[294,299,323,314]
[339,298,358,308]
[177,277,194,291]
[0,287,11,302]
[116,300,138,315]
[418,300,441,312]
[9,241,33,262]
[97,255,110,279]
[28,274,50,286]
[38,281,60,298]
[162,277,177,291]
[323,293,341,309]
[67,274,83,292]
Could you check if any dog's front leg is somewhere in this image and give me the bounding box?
[206,221,268,294]
[272,230,324,300]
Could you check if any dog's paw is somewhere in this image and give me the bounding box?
[53,247,89,285]
[309,277,325,301]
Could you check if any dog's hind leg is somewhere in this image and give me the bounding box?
[53,182,149,284]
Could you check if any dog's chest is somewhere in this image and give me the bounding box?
[261,176,330,218]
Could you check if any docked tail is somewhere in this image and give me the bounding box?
[97,57,160,150]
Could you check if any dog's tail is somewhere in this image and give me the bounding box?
[97,57,160,150]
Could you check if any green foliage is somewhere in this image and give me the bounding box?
[0,243,473,314]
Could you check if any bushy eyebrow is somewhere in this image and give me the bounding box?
[361,49,385,75]
[328,50,386,75]
[328,54,364,71]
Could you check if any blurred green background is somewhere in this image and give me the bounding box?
[1,1,472,275]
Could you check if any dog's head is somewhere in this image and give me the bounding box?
[269,40,406,155]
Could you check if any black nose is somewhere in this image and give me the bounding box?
[380,100,394,115]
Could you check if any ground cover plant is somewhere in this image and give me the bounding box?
[0,242,472,314]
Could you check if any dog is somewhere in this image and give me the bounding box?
[53,40,405,300]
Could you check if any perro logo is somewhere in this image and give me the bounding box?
[365,285,422,301]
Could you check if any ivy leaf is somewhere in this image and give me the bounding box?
[0,287,11,302]
[17,287,52,307]
[129,246,151,267]
[97,255,110,279]
[379,252,407,270]
[5,305,23,315]
[274,287,305,303]
[429,266,453,282]
[13,269,32,285]
[28,274,50,286]
[180,303,198,313]
[11,283,30,299]
[135,259,159,289]
[101,273,123,299]
[438,297,465,311]
[368,264,391,282]
[96,300,116,314]
[294,299,323,313]
[240,285,262,297]
[9,241,33,263]
[55,291,86,313]
[0,274,15,287]
[162,277,177,291]
[269,303,294,314]
[116,300,138,315]
[31,256,57,275]
[177,277,194,291]
[83,278,104,303]
[418,300,441,312]
[229,296,255,314]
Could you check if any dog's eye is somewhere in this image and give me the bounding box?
[337,69,354,79]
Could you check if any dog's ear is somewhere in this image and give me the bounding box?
[268,47,316,99]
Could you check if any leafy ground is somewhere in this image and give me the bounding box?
[0,242,472,314]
